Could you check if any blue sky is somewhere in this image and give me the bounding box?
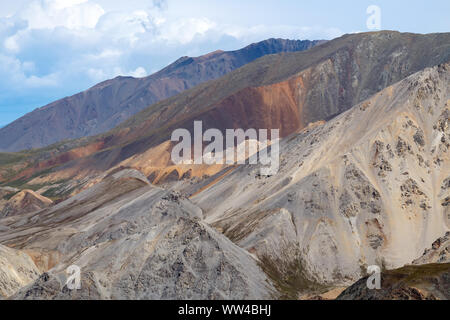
[1,0,449,127]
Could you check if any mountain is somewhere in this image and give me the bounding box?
[413,232,450,265]
[1,59,449,300]
[1,31,449,203]
[186,62,450,297]
[2,169,274,300]
[0,39,323,152]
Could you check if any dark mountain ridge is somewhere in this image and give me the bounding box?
[0,38,323,152]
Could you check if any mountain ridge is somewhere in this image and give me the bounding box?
[0,38,323,152]
[1,31,450,205]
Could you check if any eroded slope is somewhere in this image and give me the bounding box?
[190,63,450,296]
[0,169,274,299]
[0,245,39,299]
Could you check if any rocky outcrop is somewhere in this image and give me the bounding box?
[413,232,450,264]
[0,245,39,299]
[12,218,274,300]
[336,263,450,300]
[337,232,450,300]
[0,169,273,300]
[0,189,53,218]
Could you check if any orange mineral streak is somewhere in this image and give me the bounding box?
[189,74,308,138]
[11,141,105,182]
[41,141,105,168]
[115,140,227,184]
[5,72,315,188]
[190,166,237,198]
[23,249,61,273]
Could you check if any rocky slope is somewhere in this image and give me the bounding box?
[0,189,53,219]
[336,263,450,300]
[337,233,450,300]
[413,232,450,264]
[0,169,274,299]
[0,245,39,299]
[186,63,450,297]
[1,31,449,201]
[0,39,321,152]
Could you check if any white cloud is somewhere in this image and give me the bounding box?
[49,0,89,10]
[85,49,123,60]
[0,0,343,121]
[159,17,216,44]
[25,73,60,87]
[95,10,156,46]
[48,0,101,29]
[0,53,59,89]
[16,0,104,31]
[129,66,147,78]
[4,36,19,52]
[87,66,147,82]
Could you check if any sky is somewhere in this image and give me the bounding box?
[0,0,449,127]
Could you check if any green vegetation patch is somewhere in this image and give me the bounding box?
[0,152,28,166]
[259,253,328,300]
[385,263,450,286]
